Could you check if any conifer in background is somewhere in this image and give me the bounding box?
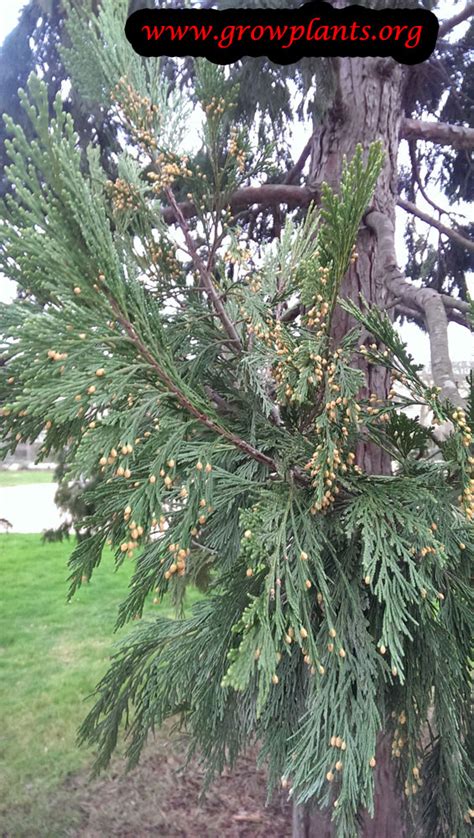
[0,2,472,836]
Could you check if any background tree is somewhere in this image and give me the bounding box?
[0,1,472,837]
[41,447,100,545]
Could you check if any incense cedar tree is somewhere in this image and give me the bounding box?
[0,2,473,836]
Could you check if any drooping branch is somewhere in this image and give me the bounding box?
[397,197,474,253]
[408,140,453,218]
[400,118,474,150]
[366,209,465,408]
[438,2,474,38]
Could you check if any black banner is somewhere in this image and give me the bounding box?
[125,2,439,66]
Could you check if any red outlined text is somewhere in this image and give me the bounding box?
[126,3,439,66]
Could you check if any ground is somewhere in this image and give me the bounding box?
[4,736,291,837]
[0,534,292,837]
[0,469,54,487]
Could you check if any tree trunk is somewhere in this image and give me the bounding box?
[292,735,408,838]
[295,49,409,837]
[292,801,333,838]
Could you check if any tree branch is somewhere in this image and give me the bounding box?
[397,197,474,254]
[203,385,239,416]
[394,303,424,322]
[444,309,470,329]
[104,294,311,483]
[438,294,469,315]
[400,117,474,150]
[107,295,278,471]
[281,303,303,323]
[284,137,313,185]
[161,184,313,225]
[438,2,474,38]
[408,139,452,218]
[163,189,287,429]
[366,209,465,408]
[395,303,469,330]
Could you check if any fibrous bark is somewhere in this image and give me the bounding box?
[293,51,408,838]
[307,54,404,477]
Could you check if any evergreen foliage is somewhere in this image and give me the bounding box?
[1,0,472,304]
[0,2,472,836]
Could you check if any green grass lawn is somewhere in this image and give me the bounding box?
[0,470,54,487]
[0,534,199,816]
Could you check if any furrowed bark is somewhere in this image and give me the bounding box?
[293,51,409,838]
[359,732,407,838]
[307,54,403,478]
[292,802,333,838]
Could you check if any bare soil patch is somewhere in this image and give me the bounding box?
[2,732,291,837]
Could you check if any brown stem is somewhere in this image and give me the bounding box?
[107,296,277,470]
[360,731,408,838]
[439,295,469,314]
[395,303,469,330]
[161,184,313,225]
[281,303,303,323]
[284,137,313,185]
[407,140,457,219]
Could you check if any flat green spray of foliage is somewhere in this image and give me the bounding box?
[0,2,472,835]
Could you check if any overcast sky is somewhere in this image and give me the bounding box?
[0,0,471,370]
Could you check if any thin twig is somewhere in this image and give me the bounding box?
[164,186,242,351]
[397,197,474,254]
[407,140,455,219]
